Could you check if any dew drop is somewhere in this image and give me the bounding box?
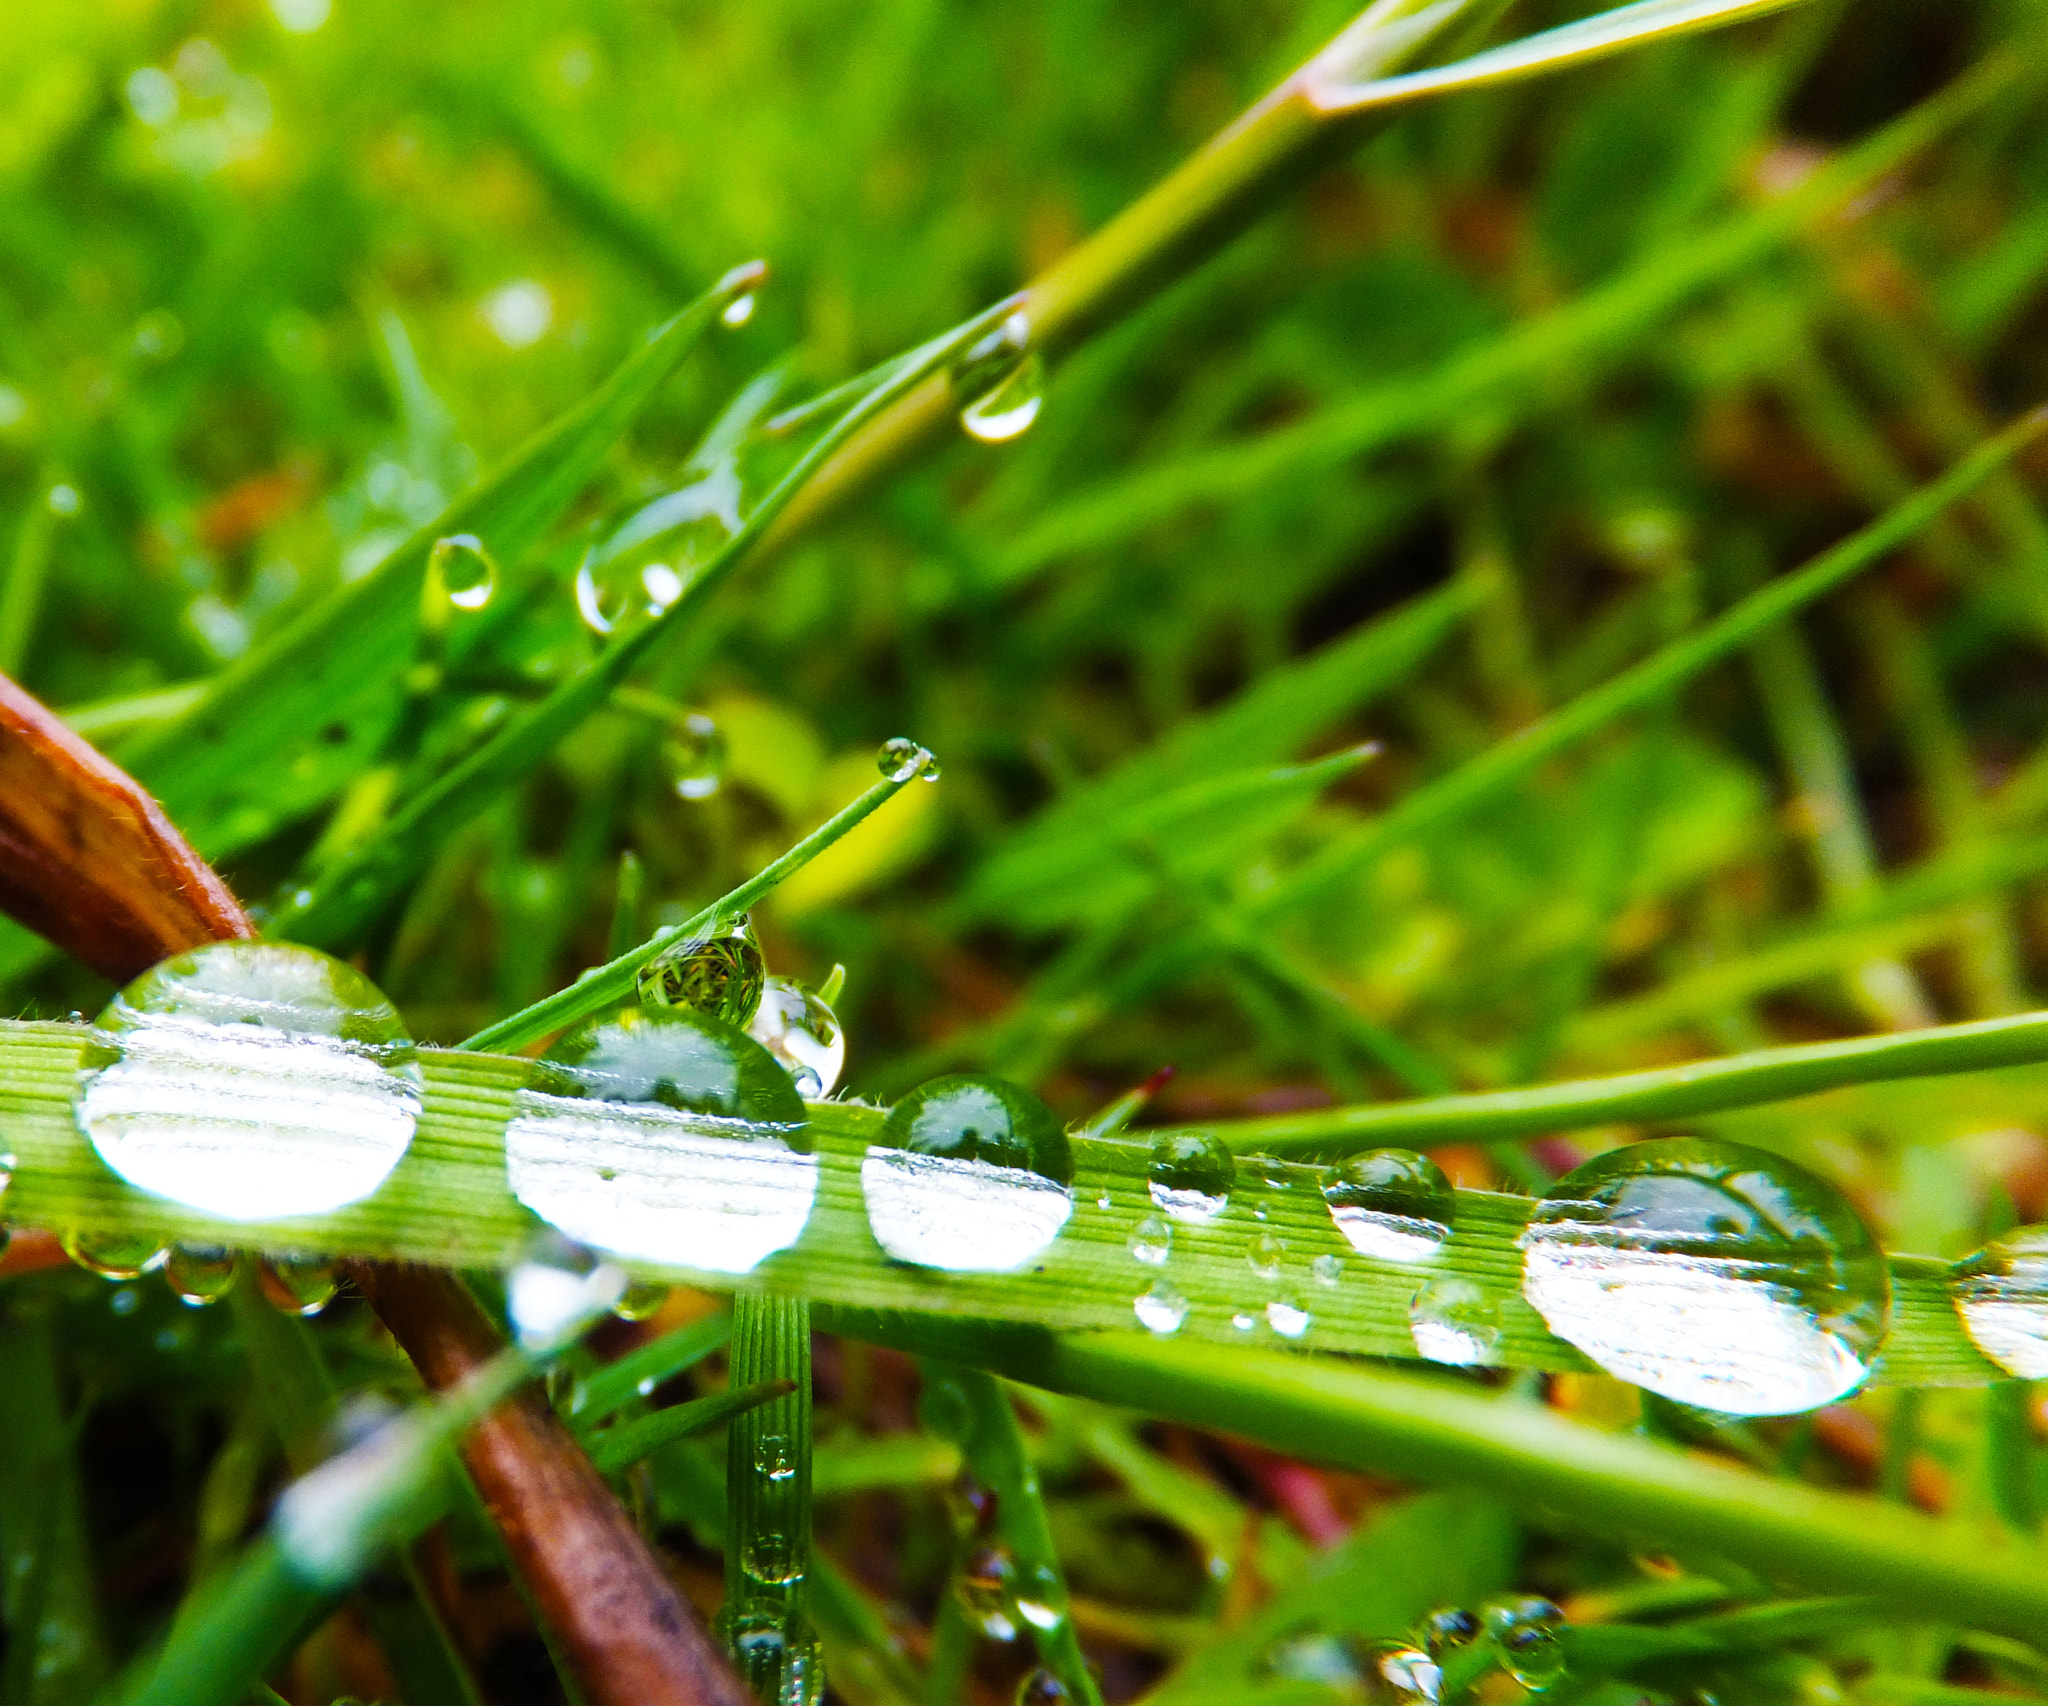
[745,977,846,1099]
[1017,1668,1071,1706]
[1482,1597,1567,1690]
[1231,1311,1256,1333]
[876,736,941,783]
[1311,1253,1345,1288]
[1417,1607,1482,1657]
[663,711,727,801]
[954,313,1043,444]
[165,1244,237,1307]
[1129,1214,1171,1266]
[1322,1150,1454,1262]
[637,915,766,1028]
[611,1280,670,1322]
[258,1254,339,1317]
[957,1543,1019,1640]
[575,551,693,636]
[75,942,422,1222]
[1360,1641,1443,1705]
[1133,1280,1188,1335]
[1949,1225,2048,1378]
[427,531,497,612]
[754,1431,797,1482]
[1409,1276,1501,1366]
[64,1229,169,1281]
[506,1006,815,1274]
[1518,1137,1890,1416]
[1266,1297,1311,1339]
[506,1230,628,1349]
[1247,1230,1285,1281]
[721,293,757,328]
[1147,1130,1233,1224]
[862,1075,1073,1271]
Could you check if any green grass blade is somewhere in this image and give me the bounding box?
[724,1294,816,1704]
[569,1310,734,1425]
[585,1380,793,1477]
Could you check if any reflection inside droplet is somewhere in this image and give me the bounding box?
[1409,1275,1500,1367]
[745,977,845,1098]
[1321,1149,1454,1262]
[1147,1130,1233,1223]
[1949,1225,2048,1378]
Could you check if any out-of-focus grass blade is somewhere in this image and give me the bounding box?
[583,1380,792,1476]
[567,1309,733,1425]
[115,267,759,864]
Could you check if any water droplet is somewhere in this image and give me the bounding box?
[506,1006,815,1274]
[1518,1138,1890,1416]
[1483,1598,1566,1690]
[75,942,422,1221]
[954,313,1043,444]
[1312,1253,1345,1288]
[165,1244,237,1306]
[1096,1190,1113,1212]
[754,1432,797,1482]
[663,711,727,801]
[721,293,757,328]
[45,483,81,518]
[258,1254,339,1317]
[1129,1214,1172,1266]
[1248,1230,1285,1281]
[1322,1150,1455,1262]
[1016,1668,1070,1706]
[0,1147,16,1202]
[637,915,765,1027]
[575,550,693,636]
[1361,1641,1443,1704]
[745,977,845,1098]
[506,1230,628,1349]
[1147,1130,1233,1223]
[742,1526,803,1586]
[427,532,497,611]
[1949,1225,2048,1378]
[1417,1607,1481,1656]
[1133,1281,1189,1335]
[65,1230,168,1280]
[876,736,941,783]
[611,1280,670,1322]
[1016,1583,1063,1632]
[957,1543,1019,1640]
[863,1075,1073,1271]
[1410,1276,1501,1366]
[1231,1310,1257,1333]
[1267,1298,1311,1339]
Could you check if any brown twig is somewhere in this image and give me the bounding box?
[0,668,744,1706]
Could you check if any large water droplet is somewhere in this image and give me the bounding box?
[1147,1130,1233,1223]
[1482,1598,1567,1690]
[862,1075,1073,1271]
[954,313,1043,444]
[745,977,845,1099]
[1361,1642,1443,1704]
[876,736,941,783]
[721,293,757,328]
[1949,1226,2048,1377]
[64,1229,169,1281]
[506,1231,628,1350]
[258,1254,340,1317]
[1518,1138,1890,1416]
[1410,1276,1501,1366]
[427,532,497,612]
[165,1244,237,1307]
[576,552,694,636]
[663,711,727,801]
[637,915,765,1028]
[507,1006,815,1275]
[1133,1280,1188,1335]
[1322,1150,1454,1262]
[75,942,422,1221]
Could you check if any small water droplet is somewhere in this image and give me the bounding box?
[1134,1281,1189,1335]
[611,1280,670,1322]
[575,551,691,636]
[75,942,422,1221]
[663,711,727,801]
[1095,1189,1113,1212]
[745,977,845,1098]
[754,1432,797,1481]
[863,1075,1073,1271]
[636,915,765,1027]
[1417,1607,1482,1657]
[1230,1311,1257,1333]
[1247,1230,1285,1281]
[165,1244,237,1306]
[1322,1150,1454,1262]
[957,1543,1019,1640]
[1129,1214,1172,1266]
[63,1230,169,1281]
[45,483,81,518]
[1518,1138,1890,1416]
[427,532,497,611]
[876,736,941,783]
[1949,1225,2048,1377]
[742,1526,803,1586]
[1312,1252,1345,1287]
[258,1254,339,1317]
[506,1230,628,1349]
[1482,1597,1566,1690]
[1410,1276,1501,1366]
[506,1006,815,1274]
[721,293,757,328]
[1016,1668,1071,1706]
[1267,1298,1311,1339]
[1361,1641,1444,1704]
[1147,1130,1233,1223]
[954,313,1043,444]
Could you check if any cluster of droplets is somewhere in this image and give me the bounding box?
[1260,1596,1568,1703]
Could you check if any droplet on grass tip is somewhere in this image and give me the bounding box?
[1517,1137,1890,1416]
[1147,1130,1233,1223]
[506,1005,815,1275]
[1322,1149,1454,1262]
[1949,1225,2048,1377]
[75,941,422,1222]
[862,1074,1072,1271]
[1409,1275,1500,1367]
[637,914,766,1028]
[954,312,1043,444]
[877,736,941,783]
[745,977,846,1098]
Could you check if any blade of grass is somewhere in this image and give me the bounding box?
[586,1382,793,1477]
[723,1294,816,1706]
